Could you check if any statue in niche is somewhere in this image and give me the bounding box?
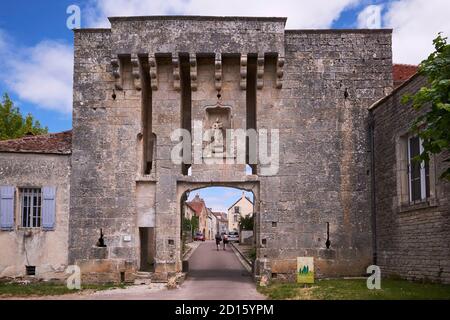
[211,117,224,155]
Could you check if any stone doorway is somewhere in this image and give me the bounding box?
[178,183,259,279]
[139,227,155,272]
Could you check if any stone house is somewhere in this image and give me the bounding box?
[207,208,217,240]
[213,212,228,234]
[184,194,209,238]
[370,74,450,284]
[0,15,448,284]
[0,132,71,279]
[227,193,254,232]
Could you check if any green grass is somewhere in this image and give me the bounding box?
[0,282,126,297]
[258,279,450,300]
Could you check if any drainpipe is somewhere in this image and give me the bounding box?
[369,112,377,265]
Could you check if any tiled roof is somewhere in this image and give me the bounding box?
[186,201,205,215]
[0,131,72,155]
[393,64,418,88]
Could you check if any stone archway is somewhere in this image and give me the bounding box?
[177,180,260,274]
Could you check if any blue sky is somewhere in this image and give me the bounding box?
[1,0,448,212]
[187,187,254,213]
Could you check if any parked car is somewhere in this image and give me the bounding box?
[194,232,205,242]
[227,231,239,243]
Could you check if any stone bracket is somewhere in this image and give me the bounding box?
[111,56,123,91]
[172,54,181,92]
[131,54,141,91]
[240,54,248,90]
[276,56,285,89]
[215,53,222,92]
[149,54,158,91]
[190,53,198,92]
[257,54,265,90]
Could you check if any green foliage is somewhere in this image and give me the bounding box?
[239,215,254,231]
[0,93,48,140]
[182,217,192,231]
[191,215,199,235]
[402,34,450,180]
[248,247,257,261]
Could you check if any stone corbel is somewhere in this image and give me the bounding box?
[240,54,248,90]
[131,54,141,91]
[257,54,265,90]
[190,53,198,92]
[149,54,158,91]
[215,53,222,92]
[172,54,181,91]
[111,56,123,90]
[276,56,285,89]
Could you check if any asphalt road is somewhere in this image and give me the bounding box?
[141,240,265,300]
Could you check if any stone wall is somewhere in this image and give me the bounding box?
[371,75,450,284]
[0,153,70,280]
[71,29,143,283]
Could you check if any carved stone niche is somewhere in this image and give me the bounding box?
[203,103,233,159]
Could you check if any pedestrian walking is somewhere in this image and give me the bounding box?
[222,233,229,251]
[215,232,222,251]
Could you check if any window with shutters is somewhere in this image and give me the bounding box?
[20,188,42,228]
[407,136,430,203]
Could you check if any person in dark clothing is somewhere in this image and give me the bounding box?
[215,232,222,251]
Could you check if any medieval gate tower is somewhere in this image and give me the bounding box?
[70,16,392,282]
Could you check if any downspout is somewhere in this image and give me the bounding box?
[369,112,377,265]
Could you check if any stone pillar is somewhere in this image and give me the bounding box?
[151,54,182,278]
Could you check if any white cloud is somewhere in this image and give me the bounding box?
[383,0,450,64]
[1,37,73,114]
[85,0,361,29]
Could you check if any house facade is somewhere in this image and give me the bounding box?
[370,74,450,284]
[227,193,254,232]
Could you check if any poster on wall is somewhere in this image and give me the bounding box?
[297,257,314,284]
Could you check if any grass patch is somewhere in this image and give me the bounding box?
[258,279,450,300]
[0,282,126,297]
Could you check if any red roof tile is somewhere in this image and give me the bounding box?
[0,131,72,155]
[393,64,418,88]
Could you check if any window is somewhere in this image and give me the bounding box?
[234,215,238,223]
[20,188,42,228]
[234,206,240,214]
[408,136,430,203]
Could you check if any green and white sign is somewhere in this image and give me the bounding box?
[297,257,314,284]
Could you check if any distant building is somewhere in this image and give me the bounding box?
[227,192,254,232]
[207,208,217,240]
[184,194,209,238]
[213,212,228,234]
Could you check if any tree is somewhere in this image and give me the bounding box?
[0,93,48,140]
[402,34,450,181]
[239,215,254,231]
[190,216,199,235]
